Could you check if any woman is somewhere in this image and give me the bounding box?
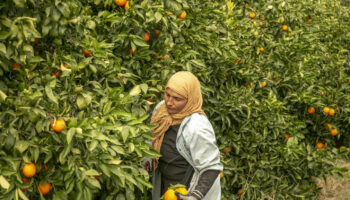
[147,71,223,200]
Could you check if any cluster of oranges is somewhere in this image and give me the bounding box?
[21,163,51,195]
[163,186,188,200]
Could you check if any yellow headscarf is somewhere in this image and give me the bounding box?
[151,71,206,168]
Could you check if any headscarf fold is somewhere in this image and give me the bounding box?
[151,71,206,168]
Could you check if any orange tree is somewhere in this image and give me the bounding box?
[1,0,350,199]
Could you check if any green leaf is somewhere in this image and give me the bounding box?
[45,85,58,105]
[85,169,99,176]
[140,83,148,94]
[15,141,30,153]
[87,177,101,189]
[0,43,6,55]
[0,176,10,189]
[129,85,141,96]
[0,90,7,101]
[155,12,162,23]
[132,38,149,47]
[67,128,76,144]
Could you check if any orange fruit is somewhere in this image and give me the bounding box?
[38,182,51,195]
[325,123,332,131]
[330,129,338,136]
[220,172,224,179]
[155,30,161,38]
[323,107,330,114]
[162,55,167,59]
[321,91,325,96]
[174,187,188,195]
[259,47,264,52]
[124,1,129,11]
[307,107,315,114]
[129,49,135,55]
[235,58,241,64]
[51,72,59,78]
[285,133,291,140]
[260,16,265,20]
[117,74,121,79]
[178,10,186,19]
[12,63,21,70]
[83,49,92,57]
[44,164,48,171]
[259,22,263,27]
[50,118,66,132]
[223,146,231,153]
[237,189,244,195]
[307,18,312,22]
[328,109,335,116]
[144,32,150,42]
[164,189,177,200]
[114,0,126,6]
[316,142,324,149]
[249,12,255,19]
[261,81,267,88]
[23,178,31,184]
[22,163,36,178]
[282,25,288,31]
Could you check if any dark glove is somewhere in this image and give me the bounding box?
[175,192,199,200]
[141,158,153,177]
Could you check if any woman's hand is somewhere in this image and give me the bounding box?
[175,192,199,200]
[142,158,153,172]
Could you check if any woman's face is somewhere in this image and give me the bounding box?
[164,88,187,114]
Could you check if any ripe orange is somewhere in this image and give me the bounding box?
[235,58,241,64]
[325,123,332,131]
[144,32,150,42]
[179,10,186,19]
[259,22,263,27]
[321,91,325,96]
[220,172,224,179]
[284,133,291,140]
[12,63,21,70]
[323,107,330,114]
[115,0,126,6]
[328,109,335,116]
[51,72,59,78]
[164,189,177,200]
[316,142,324,149]
[223,146,231,153]
[117,74,121,79]
[50,118,66,132]
[155,30,161,38]
[23,178,31,184]
[22,163,36,178]
[124,1,129,11]
[307,107,315,114]
[307,18,312,22]
[330,129,338,136]
[174,187,188,195]
[129,49,135,55]
[282,25,288,31]
[83,49,92,57]
[261,81,267,88]
[162,55,167,59]
[237,189,244,195]
[38,182,51,195]
[259,47,264,52]
[249,12,255,19]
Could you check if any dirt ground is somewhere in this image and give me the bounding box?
[317,159,350,200]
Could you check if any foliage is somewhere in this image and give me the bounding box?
[0,0,350,199]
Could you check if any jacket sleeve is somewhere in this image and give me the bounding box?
[185,114,223,172]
